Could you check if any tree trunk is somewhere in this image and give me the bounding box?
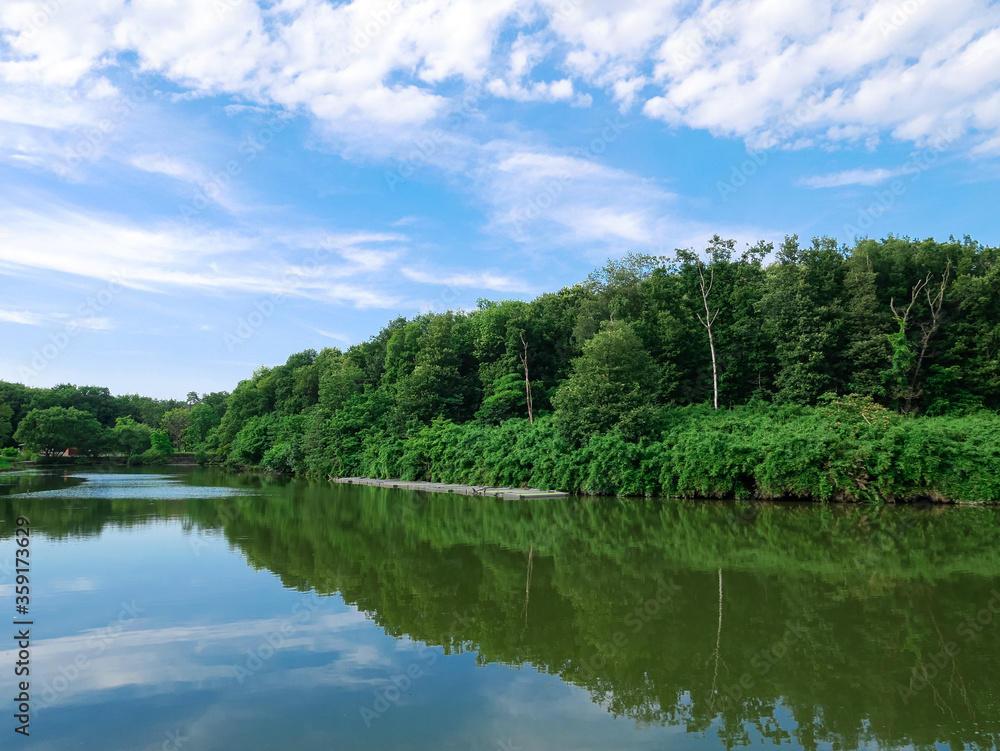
[519,332,534,424]
[696,263,720,410]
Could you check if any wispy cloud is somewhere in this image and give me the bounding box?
[0,308,45,326]
[0,203,409,309]
[129,153,206,183]
[401,267,534,293]
[798,166,908,189]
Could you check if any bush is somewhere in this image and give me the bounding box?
[140,448,170,465]
[1,447,19,458]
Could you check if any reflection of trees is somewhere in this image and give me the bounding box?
[3,470,1000,749]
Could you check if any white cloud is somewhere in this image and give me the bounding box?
[481,143,676,248]
[313,328,352,343]
[0,309,45,325]
[129,153,206,183]
[799,166,908,189]
[401,266,533,293]
[1,0,998,163]
[636,0,1000,151]
[0,203,408,309]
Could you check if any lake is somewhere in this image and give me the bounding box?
[2,467,999,750]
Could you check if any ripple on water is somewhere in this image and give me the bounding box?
[8,473,259,500]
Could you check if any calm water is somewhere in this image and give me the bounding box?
[1,467,999,750]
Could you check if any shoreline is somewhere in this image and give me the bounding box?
[329,476,569,501]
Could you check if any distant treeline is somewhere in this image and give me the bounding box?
[3,234,999,500]
[0,383,228,464]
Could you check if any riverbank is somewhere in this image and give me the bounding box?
[309,406,1000,504]
[330,476,569,500]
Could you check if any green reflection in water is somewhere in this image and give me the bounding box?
[3,467,1000,750]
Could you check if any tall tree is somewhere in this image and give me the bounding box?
[552,320,657,445]
[887,261,952,413]
[519,331,534,424]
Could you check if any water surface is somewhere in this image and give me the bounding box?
[1,468,999,750]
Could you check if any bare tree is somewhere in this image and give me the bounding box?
[889,261,952,413]
[519,331,534,424]
[696,261,721,410]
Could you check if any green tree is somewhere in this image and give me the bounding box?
[186,403,221,448]
[552,320,658,445]
[14,407,108,457]
[0,404,12,445]
[760,236,847,404]
[112,416,153,456]
[161,408,192,449]
[141,429,174,465]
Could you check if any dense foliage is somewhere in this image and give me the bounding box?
[2,234,998,499]
[0,384,226,463]
[198,234,1000,501]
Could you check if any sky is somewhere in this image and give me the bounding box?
[0,0,998,399]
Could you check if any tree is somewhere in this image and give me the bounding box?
[14,407,107,457]
[519,331,534,424]
[161,408,192,449]
[112,416,153,456]
[676,236,734,410]
[0,404,12,445]
[760,236,847,404]
[186,403,221,448]
[841,246,892,396]
[552,320,658,445]
[150,429,174,456]
[141,428,175,465]
[887,261,953,413]
[476,372,535,423]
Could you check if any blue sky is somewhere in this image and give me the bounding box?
[1,0,998,398]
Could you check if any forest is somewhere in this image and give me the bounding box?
[3,234,999,502]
